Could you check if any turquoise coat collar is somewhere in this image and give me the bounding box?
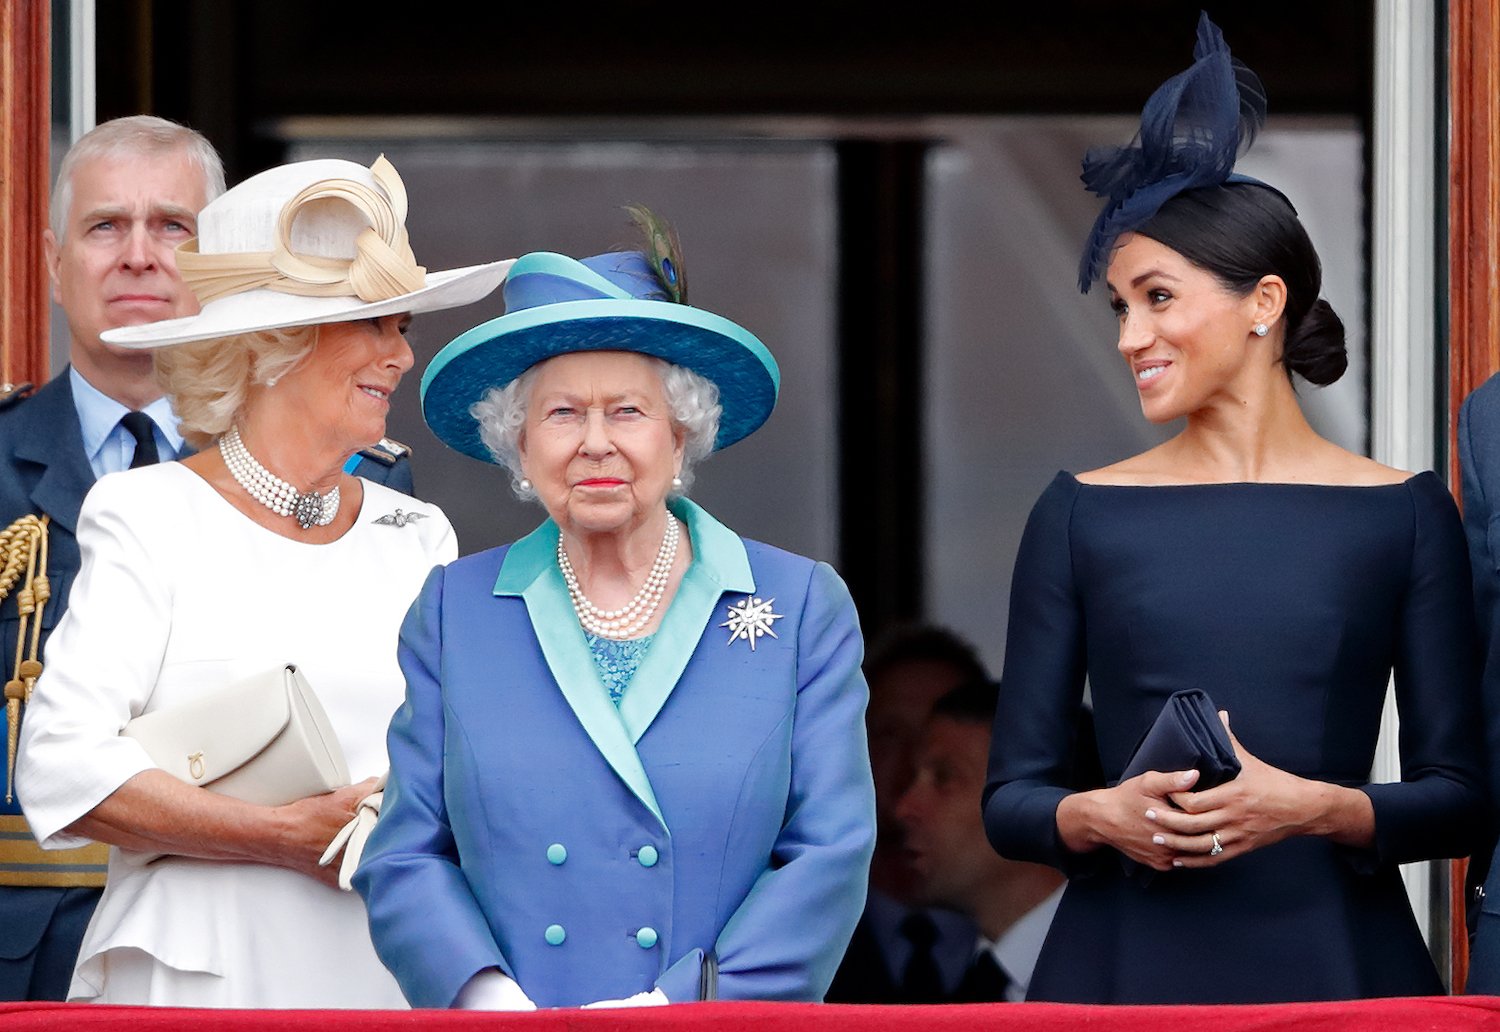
[493,498,754,828]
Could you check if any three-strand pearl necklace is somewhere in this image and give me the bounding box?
[219,426,340,530]
[558,515,679,639]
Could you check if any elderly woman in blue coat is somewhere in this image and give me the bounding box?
[353,224,876,1010]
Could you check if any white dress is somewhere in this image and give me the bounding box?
[16,463,457,1007]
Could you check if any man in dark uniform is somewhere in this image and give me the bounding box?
[825,626,986,1003]
[1459,378,1500,991]
[893,680,1066,1002]
[0,115,414,1002]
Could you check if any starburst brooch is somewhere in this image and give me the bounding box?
[721,596,784,651]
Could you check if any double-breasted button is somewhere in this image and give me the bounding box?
[635,926,659,949]
[547,843,567,865]
[637,845,659,868]
[545,924,567,946]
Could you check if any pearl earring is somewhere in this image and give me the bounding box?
[266,376,279,387]
[1253,323,1269,337]
[519,478,532,492]
[672,476,684,489]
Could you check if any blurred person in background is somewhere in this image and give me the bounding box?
[896,679,1078,1002]
[826,625,987,1003]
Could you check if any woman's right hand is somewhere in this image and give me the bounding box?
[1055,768,1200,871]
[274,776,381,887]
[455,969,538,1011]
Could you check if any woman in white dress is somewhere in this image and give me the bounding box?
[15,157,509,1007]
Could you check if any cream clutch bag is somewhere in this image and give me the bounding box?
[122,663,351,807]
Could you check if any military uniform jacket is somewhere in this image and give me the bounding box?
[0,375,94,732]
[0,374,111,962]
[354,499,876,1009]
[1459,376,1500,991]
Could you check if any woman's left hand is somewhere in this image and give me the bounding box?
[1142,712,1374,867]
[582,989,669,1008]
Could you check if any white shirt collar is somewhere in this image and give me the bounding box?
[983,885,1065,1002]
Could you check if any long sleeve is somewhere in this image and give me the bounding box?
[657,561,876,1003]
[1359,474,1490,865]
[982,474,1098,875]
[17,474,169,848]
[353,564,510,1009]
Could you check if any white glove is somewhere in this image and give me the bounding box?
[319,772,386,891]
[582,989,670,1008]
[455,969,538,1011]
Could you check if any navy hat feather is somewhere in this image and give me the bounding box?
[1077,12,1278,293]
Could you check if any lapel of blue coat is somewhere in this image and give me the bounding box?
[12,372,96,535]
[492,499,754,832]
[617,498,754,743]
[494,518,663,826]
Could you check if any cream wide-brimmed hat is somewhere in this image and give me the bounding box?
[102,156,512,349]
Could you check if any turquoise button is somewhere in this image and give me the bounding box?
[545,924,566,946]
[547,843,567,865]
[635,926,658,949]
[637,845,659,868]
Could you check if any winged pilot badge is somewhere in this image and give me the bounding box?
[372,509,429,529]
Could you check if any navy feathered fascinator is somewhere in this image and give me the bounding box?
[1077,12,1274,292]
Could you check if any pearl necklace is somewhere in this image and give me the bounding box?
[558,516,679,639]
[219,426,340,530]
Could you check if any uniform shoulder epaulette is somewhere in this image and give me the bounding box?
[357,437,411,467]
[0,383,35,413]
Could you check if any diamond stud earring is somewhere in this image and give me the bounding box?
[1253,323,1269,337]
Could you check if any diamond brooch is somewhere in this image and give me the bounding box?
[721,596,783,651]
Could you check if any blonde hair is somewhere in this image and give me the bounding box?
[154,325,318,449]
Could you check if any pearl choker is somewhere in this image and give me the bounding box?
[219,426,340,530]
[558,515,679,639]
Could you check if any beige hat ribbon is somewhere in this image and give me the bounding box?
[177,155,428,306]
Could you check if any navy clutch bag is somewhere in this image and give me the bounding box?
[1118,689,1241,883]
[1120,688,1241,788]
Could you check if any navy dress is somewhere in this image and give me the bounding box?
[983,471,1489,1003]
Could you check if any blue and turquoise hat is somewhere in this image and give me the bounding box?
[420,249,781,464]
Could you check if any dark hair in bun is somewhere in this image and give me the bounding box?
[1135,184,1348,386]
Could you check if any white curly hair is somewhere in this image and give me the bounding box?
[470,354,722,501]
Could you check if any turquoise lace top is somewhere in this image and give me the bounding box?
[585,633,656,706]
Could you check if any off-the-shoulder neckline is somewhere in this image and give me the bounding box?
[1064,469,1435,490]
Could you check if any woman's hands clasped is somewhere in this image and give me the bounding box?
[1057,766,1203,871]
[1144,714,1317,868]
[1056,712,1374,871]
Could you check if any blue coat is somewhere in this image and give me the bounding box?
[0,371,412,1000]
[354,499,875,1009]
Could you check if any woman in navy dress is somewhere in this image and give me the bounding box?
[982,16,1489,1003]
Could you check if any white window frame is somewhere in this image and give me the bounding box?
[1370,0,1442,963]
